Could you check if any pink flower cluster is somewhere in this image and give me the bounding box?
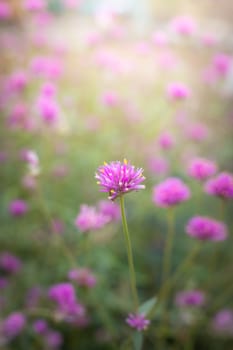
[186,216,228,241]
[153,178,190,207]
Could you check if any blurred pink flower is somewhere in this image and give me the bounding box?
[187,157,217,181]
[102,91,120,107]
[24,0,46,12]
[75,205,110,232]
[126,313,150,331]
[0,252,22,274]
[2,312,26,340]
[152,31,168,46]
[148,156,169,176]
[205,172,233,199]
[98,200,121,221]
[213,53,232,77]
[167,82,191,100]
[153,178,190,207]
[68,268,97,288]
[171,16,197,36]
[186,123,209,142]
[211,309,233,335]
[175,289,205,307]
[158,132,175,150]
[37,96,59,124]
[7,71,28,93]
[0,1,11,20]
[186,216,228,241]
[8,199,28,217]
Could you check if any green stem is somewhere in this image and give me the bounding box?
[162,208,175,284]
[119,196,139,311]
[149,242,201,318]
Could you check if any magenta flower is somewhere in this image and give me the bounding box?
[171,16,196,36]
[8,199,28,217]
[98,200,121,221]
[45,330,63,348]
[0,252,22,274]
[167,82,191,101]
[75,205,110,232]
[102,91,119,107]
[2,312,26,339]
[148,156,169,176]
[158,132,175,150]
[153,178,190,208]
[7,71,28,93]
[175,290,205,307]
[95,159,145,201]
[126,313,150,331]
[0,2,11,19]
[213,53,232,77]
[205,172,233,199]
[187,157,217,181]
[211,309,233,335]
[24,0,46,11]
[48,283,85,320]
[186,216,228,241]
[37,96,59,124]
[33,319,48,334]
[68,268,97,288]
[186,123,209,142]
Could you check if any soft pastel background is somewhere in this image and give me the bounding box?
[0,0,233,349]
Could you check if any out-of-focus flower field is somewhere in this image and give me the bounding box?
[0,0,233,349]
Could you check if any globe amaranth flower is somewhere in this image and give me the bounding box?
[95,159,145,200]
[153,177,190,207]
[75,204,110,232]
[97,200,121,221]
[0,252,22,274]
[211,309,233,335]
[205,172,233,199]
[186,216,228,241]
[126,313,150,331]
[48,283,85,322]
[175,290,205,307]
[167,82,191,101]
[187,157,217,181]
[2,312,26,339]
[33,319,48,334]
[8,199,28,217]
[68,268,97,288]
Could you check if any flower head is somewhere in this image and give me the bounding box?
[126,313,150,331]
[153,177,190,207]
[205,172,233,199]
[187,157,217,181]
[98,200,121,221]
[95,159,145,200]
[8,199,28,217]
[175,290,205,307]
[167,82,191,101]
[186,216,228,241]
[2,312,26,339]
[211,309,233,335]
[68,268,97,288]
[75,205,110,232]
[0,252,22,274]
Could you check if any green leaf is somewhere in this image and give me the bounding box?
[133,331,143,350]
[139,296,157,316]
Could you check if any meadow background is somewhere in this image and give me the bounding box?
[0,0,233,349]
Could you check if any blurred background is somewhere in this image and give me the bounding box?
[0,0,233,349]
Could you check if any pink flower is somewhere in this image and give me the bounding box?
[167,82,191,100]
[8,199,28,217]
[187,157,217,181]
[0,252,22,274]
[0,2,11,19]
[68,268,97,288]
[211,309,233,335]
[101,91,119,107]
[186,123,209,142]
[186,216,228,241]
[75,205,110,232]
[213,53,232,77]
[158,132,175,150]
[2,312,26,339]
[40,81,57,97]
[171,16,197,36]
[126,313,150,331]
[175,290,205,307]
[24,0,46,12]
[37,96,59,124]
[153,178,190,207]
[148,157,169,176]
[7,71,28,93]
[96,159,145,201]
[152,31,168,46]
[205,172,233,199]
[98,200,121,221]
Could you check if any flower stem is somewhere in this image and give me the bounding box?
[162,208,175,284]
[120,196,139,311]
